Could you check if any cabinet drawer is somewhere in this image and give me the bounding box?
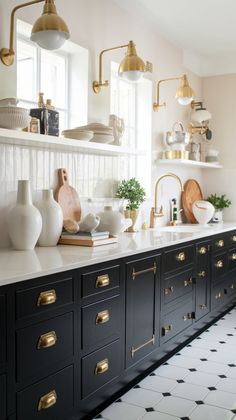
[17,365,73,420]
[82,294,121,351]
[161,299,194,343]
[163,244,194,273]
[212,235,227,252]
[16,277,73,320]
[82,339,122,398]
[17,312,73,382]
[224,277,236,299]
[228,249,236,271]
[82,265,120,298]
[0,375,6,420]
[0,295,6,365]
[163,268,193,306]
[212,282,227,309]
[227,230,236,248]
[212,253,228,281]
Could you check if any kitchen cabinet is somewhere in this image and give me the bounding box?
[195,241,210,320]
[0,295,6,368]
[0,375,6,420]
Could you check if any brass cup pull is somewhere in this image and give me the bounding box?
[199,246,207,255]
[96,274,110,288]
[217,239,224,247]
[215,292,222,300]
[176,252,186,262]
[216,260,224,268]
[230,284,235,289]
[37,331,57,349]
[164,325,173,333]
[183,313,192,321]
[184,278,193,287]
[38,390,57,411]
[232,235,236,242]
[95,358,109,375]
[96,310,110,325]
[37,289,57,307]
[164,286,174,295]
[198,270,206,278]
[200,304,207,310]
[231,253,236,261]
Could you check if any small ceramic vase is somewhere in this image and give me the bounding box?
[124,209,139,232]
[7,180,42,250]
[192,200,215,225]
[97,206,132,236]
[37,189,63,246]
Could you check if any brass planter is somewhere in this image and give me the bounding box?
[124,209,139,232]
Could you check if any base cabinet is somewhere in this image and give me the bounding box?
[0,375,6,420]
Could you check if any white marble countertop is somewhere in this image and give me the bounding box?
[0,222,236,287]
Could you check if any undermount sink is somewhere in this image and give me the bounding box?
[159,224,212,233]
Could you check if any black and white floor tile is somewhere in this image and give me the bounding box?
[94,306,236,420]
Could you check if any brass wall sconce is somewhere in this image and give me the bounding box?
[0,0,70,66]
[153,74,195,112]
[93,40,152,94]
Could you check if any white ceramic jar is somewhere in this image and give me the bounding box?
[97,206,132,236]
[192,200,215,225]
[7,180,42,250]
[37,189,63,246]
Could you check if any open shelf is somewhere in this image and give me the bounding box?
[157,158,222,169]
[0,128,146,157]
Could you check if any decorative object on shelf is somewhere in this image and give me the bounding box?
[165,122,190,147]
[192,200,215,225]
[97,206,132,236]
[74,123,114,143]
[189,100,212,142]
[116,178,146,232]
[207,194,231,222]
[189,142,201,162]
[162,150,189,160]
[0,98,18,107]
[78,213,101,233]
[153,74,195,111]
[109,115,125,146]
[55,168,81,222]
[62,129,94,141]
[182,179,203,224]
[29,117,40,133]
[0,106,30,130]
[30,93,59,136]
[0,0,70,66]
[93,40,152,93]
[7,180,42,250]
[37,189,63,246]
[205,149,219,163]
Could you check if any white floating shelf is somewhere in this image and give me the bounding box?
[0,128,146,157]
[157,159,223,169]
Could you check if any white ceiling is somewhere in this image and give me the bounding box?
[113,0,236,76]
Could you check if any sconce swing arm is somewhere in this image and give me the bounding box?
[153,75,184,112]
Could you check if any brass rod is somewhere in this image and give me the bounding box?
[132,263,157,280]
[131,335,155,358]
[154,75,183,110]
[98,43,128,84]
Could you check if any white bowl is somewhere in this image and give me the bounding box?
[0,98,18,107]
[0,107,30,129]
[192,200,215,225]
[62,130,94,141]
[91,134,114,143]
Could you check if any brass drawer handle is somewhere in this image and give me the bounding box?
[163,325,173,334]
[95,358,109,375]
[217,239,224,247]
[229,284,235,289]
[231,253,236,260]
[131,335,155,358]
[216,260,224,268]
[183,313,193,321]
[176,252,186,262]
[232,235,236,242]
[200,304,207,310]
[37,331,57,349]
[37,289,57,307]
[96,274,110,288]
[164,286,174,295]
[96,310,110,325]
[132,263,157,280]
[199,246,207,255]
[38,390,57,411]
[215,292,222,299]
[184,278,193,287]
[198,270,206,278]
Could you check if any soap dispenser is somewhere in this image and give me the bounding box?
[171,198,178,225]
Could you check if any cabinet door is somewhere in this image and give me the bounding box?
[0,295,6,366]
[0,375,6,420]
[195,242,210,320]
[125,255,160,368]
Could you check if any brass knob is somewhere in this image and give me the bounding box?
[164,325,173,333]
[184,278,193,287]
[37,289,57,307]
[217,239,224,247]
[199,246,207,255]
[38,390,57,411]
[231,253,236,261]
[95,358,109,375]
[232,235,236,242]
[216,260,224,268]
[96,310,110,325]
[215,292,222,299]
[198,270,206,278]
[96,274,110,288]
[37,331,57,349]
[164,286,174,295]
[176,252,185,262]
[183,313,192,321]
[200,304,207,310]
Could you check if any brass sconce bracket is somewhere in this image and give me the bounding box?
[153,74,195,112]
[153,76,181,111]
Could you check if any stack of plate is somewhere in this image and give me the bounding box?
[62,128,94,141]
[77,123,114,144]
[0,106,30,130]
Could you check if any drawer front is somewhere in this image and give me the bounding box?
[224,275,236,298]
[212,282,227,309]
[163,268,193,306]
[0,295,6,365]
[17,365,73,420]
[164,244,194,273]
[0,375,6,420]
[212,253,228,281]
[161,299,194,343]
[16,277,73,320]
[17,312,73,382]
[82,339,122,398]
[82,294,122,350]
[212,235,227,253]
[227,230,236,248]
[228,249,236,271]
[82,265,120,298]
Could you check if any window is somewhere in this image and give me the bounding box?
[17,20,88,131]
[110,62,152,196]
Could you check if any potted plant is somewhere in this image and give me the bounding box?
[116,178,146,232]
[206,193,231,222]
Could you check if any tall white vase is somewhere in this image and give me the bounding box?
[7,180,42,250]
[37,189,63,247]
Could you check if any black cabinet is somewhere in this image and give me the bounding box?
[125,255,160,367]
[195,241,210,320]
[0,295,6,367]
[0,375,6,420]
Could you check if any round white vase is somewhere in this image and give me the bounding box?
[7,180,42,250]
[37,189,63,247]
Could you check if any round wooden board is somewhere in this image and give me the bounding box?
[55,168,81,222]
[182,179,203,223]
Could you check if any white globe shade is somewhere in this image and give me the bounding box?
[31,30,69,50]
[177,96,193,106]
[118,70,143,82]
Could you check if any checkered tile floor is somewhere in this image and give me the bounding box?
[94,306,236,420]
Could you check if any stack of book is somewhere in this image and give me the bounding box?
[58,230,118,247]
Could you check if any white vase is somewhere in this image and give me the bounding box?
[37,189,63,247]
[214,209,223,222]
[7,180,42,250]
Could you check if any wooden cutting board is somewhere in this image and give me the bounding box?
[55,168,81,222]
[182,179,203,223]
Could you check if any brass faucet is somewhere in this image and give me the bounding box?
[150,172,184,228]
